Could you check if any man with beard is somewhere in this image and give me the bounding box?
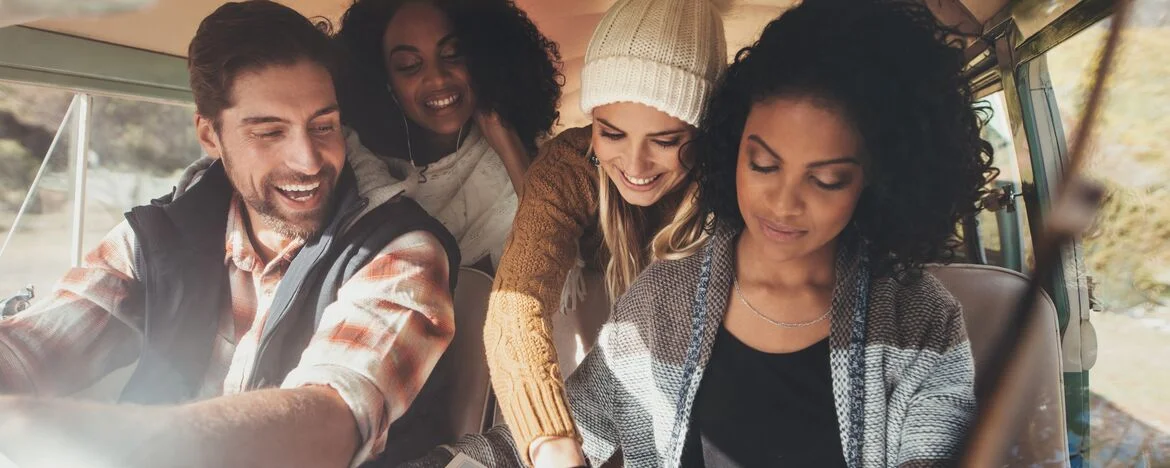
[0,2,461,467]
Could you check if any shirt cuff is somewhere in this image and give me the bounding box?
[282,364,387,468]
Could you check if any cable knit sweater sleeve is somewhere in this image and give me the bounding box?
[483,126,597,464]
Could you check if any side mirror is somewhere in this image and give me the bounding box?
[0,284,35,318]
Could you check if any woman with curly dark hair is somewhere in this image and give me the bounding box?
[334,0,562,268]
[401,0,995,467]
[638,0,994,464]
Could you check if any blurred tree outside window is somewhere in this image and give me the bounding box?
[1044,5,1170,465]
[0,82,201,302]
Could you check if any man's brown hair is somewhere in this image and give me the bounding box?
[188,0,340,128]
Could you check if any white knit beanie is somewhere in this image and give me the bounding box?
[580,0,730,127]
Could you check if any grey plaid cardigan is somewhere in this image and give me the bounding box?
[405,224,975,468]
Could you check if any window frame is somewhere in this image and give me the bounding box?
[0,26,194,273]
[0,25,192,105]
[980,0,1119,462]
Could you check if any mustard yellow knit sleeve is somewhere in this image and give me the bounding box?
[484,127,597,464]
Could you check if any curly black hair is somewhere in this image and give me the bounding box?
[334,0,563,156]
[694,0,997,278]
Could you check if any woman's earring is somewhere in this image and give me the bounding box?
[587,143,599,166]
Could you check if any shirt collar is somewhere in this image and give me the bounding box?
[224,194,305,273]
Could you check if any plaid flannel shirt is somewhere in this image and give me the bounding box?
[0,195,454,466]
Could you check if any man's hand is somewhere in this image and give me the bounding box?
[474,110,530,198]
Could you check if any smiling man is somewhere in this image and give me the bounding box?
[0,2,460,467]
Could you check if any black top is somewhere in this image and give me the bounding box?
[679,326,847,467]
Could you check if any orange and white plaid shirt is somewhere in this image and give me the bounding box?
[0,195,454,466]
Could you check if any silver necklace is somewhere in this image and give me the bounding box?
[733,279,831,328]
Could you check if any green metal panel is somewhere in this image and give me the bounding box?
[1064,371,1092,465]
[1013,62,1072,332]
[986,13,1099,462]
[0,25,191,104]
[1015,56,1090,466]
[1013,17,1110,463]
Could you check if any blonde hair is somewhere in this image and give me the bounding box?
[651,182,710,261]
[597,164,651,302]
[597,164,711,302]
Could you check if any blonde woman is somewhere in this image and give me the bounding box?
[483,0,729,465]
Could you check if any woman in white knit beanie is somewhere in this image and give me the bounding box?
[480,0,731,466]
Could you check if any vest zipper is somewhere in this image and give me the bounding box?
[125,212,149,281]
[245,196,369,389]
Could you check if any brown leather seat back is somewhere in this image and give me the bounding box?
[550,269,611,375]
[927,264,1070,467]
